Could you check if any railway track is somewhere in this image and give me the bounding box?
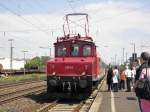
[0,80,44,89]
[36,100,84,112]
[36,77,105,112]
[0,84,46,105]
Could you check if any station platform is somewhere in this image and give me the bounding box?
[89,80,140,112]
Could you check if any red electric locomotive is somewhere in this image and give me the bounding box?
[47,13,104,98]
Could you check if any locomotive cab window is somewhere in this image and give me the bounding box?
[57,46,66,56]
[71,44,79,56]
[83,45,91,56]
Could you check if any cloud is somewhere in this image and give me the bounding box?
[0,1,150,64]
[74,1,150,63]
[0,13,64,58]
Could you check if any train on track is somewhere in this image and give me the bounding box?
[46,13,105,98]
[0,69,44,75]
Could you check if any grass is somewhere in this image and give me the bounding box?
[0,109,6,112]
[0,73,46,83]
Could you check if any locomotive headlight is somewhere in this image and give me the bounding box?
[81,72,85,76]
[52,72,56,76]
[80,72,86,79]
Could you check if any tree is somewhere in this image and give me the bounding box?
[41,56,50,65]
[25,56,41,69]
[25,56,50,69]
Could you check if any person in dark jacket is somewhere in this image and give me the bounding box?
[135,52,149,82]
[107,64,113,91]
[134,52,150,112]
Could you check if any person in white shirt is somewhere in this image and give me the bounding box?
[124,66,132,92]
[131,67,136,87]
[113,66,119,92]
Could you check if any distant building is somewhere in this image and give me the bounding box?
[0,58,24,70]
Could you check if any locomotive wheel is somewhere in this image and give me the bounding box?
[78,80,92,95]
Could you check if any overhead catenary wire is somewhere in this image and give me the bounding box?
[0,2,50,36]
[24,0,69,35]
[66,0,76,13]
[16,1,49,29]
[35,0,53,14]
[90,4,150,49]
[6,32,38,45]
[78,0,86,10]
[91,4,149,23]
[0,0,64,34]
[0,1,82,34]
[22,0,51,26]
[2,32,46,58]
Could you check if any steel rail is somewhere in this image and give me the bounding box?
[0,80,44,89]
[0,85,46,105]
[35,76,106,112]
[36,100,59,112]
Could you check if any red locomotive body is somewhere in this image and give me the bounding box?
[47,13,104,97]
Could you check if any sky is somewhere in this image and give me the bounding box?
[0,0,150,64]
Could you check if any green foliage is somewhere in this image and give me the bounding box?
[41,56,50,65]
[25,56,49,69]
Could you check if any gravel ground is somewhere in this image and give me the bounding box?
[0,91,54,112]
[0,80,51,112]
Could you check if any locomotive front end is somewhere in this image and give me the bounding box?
[46,13,104,98]
[47,57,96,94]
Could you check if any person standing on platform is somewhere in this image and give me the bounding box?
[112,66,119,92]
[119,68,126,90]
[134,52,150,112]
[107,64,113,91]
[131,66,136,88]
[124,66,132,92]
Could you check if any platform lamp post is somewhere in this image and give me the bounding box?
[22,50,28,75]
[8,39,14,72]
[125,52,128,63]
[121,48,125,65]
[130,43,136,61]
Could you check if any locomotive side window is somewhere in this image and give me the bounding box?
[57,46,66,56]
[71,44,79,56]
[83,45,91,56]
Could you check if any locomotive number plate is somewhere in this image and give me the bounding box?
[65,65,74,70]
